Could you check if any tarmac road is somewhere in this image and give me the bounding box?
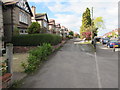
[95,44,118,88]
[21,39,118,88]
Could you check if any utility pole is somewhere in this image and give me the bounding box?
[92,7,93,19]
[91,7,93,40]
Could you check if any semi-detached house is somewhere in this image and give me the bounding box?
[31,6,49,33]
[3,0,33,43]
[48,19,56,34]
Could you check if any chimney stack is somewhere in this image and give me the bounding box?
[31,6,36,18]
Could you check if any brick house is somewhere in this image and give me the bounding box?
[3,0,33,43]
[31,6,49,33]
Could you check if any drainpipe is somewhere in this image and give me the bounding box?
[11,5,14,43]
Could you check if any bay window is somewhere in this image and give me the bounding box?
[19,11,28,24]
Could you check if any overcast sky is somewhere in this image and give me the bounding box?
[27,0,118,36]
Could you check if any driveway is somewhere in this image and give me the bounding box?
[21,39,118,88]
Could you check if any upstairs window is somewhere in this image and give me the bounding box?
[43,22,47,27]
[19,11,28,24]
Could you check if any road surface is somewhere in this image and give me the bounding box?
[21,39,118,88]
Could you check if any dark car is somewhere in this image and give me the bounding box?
[101,38,110,44]
[107,40,120,48]
[95,37,101,42]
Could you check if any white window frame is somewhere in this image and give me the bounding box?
[43,22,47,27]
[19,29,28,34]
[19,11,28,24]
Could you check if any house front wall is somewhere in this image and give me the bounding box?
[3,6,13,43]
[13,6,31,34]
[39,19,48,33]
[48,24,55,34]
[38,20,43,28]
[3,4,32,41]
[43,19,48,30]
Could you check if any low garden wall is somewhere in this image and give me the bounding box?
[12,34,66,53]
[13,46,36,53]
[13,40,66,53]
[0,73,12,88]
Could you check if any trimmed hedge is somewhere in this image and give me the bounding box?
[12,34,62,46]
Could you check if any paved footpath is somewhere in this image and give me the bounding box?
[21,39,118,88]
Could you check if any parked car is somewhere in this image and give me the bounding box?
[94,37,101,42]
[101,38,110,44]
[107,40,120,48]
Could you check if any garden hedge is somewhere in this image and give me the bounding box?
[12,34,62,46]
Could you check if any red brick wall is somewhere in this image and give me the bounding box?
[0,73,12,88]
[13,46,36,53]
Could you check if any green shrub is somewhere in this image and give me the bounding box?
[13,26,19,36]
[22,43,53,73]
[28,22,41,34]
[12,34,62,46]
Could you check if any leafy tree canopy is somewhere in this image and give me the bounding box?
[93,17,105,29]
[69,31,74,36]
[28,22,41,34]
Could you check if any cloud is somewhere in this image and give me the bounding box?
[54,14,81,31]
[47,1,118,34]
[28,0,118,35]
[28,0,119,2]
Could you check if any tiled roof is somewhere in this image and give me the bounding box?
[49,19,55,22]
[35,13,46,17]
[35,13,48,22]
[56,24,61,28]
[49,19,55,25]
[3,0,33,16]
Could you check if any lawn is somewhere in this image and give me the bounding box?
[12,53,28,72]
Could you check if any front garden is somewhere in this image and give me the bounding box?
[11,33,65,74]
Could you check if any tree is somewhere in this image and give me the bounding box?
[69,31,74,36]
[80,8,92,39]
[82,8,91,28]
[28,22,41,34]
[80,8,105,40]
[111,32,118,37]
[93,17,105,29]
[91,17,105,38]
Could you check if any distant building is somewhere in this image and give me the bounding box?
[55,23,61,35]
[61,26,69,38]
[103,29,118,37]
[48,19,56,34]
[3,0,33,43]
[64,28,69,37]
[60,26,65,38]
[31,6,49,33]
